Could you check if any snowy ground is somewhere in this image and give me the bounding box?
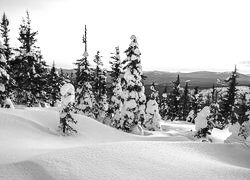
[0,108,250,180]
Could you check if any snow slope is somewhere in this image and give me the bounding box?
[0,108,250,180]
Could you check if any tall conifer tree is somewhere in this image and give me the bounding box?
[109,46,123,128]
[120,35,146,134]
[0,41,9,106]
[159,86,168,120]
[168,75,181,120]
[12,11,48,105]
[180,81,191,120]
[0,13,14,96]
[47,62,61,106]
[218,66,238,127]
[74,25,95,117]
[93,51,108,120]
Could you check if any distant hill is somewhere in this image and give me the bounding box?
[60,69,250,96]
[143,71,250,95]
[143,70,250,87]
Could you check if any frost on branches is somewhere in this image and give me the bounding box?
[120,35,146,135]
[109,46,123,128]
[0,40,10,107]
[59,83,77,135]
[145,83,161,131]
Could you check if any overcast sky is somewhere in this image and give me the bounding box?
[1,0,250,73]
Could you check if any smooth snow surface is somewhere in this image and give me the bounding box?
[0,108,250,180]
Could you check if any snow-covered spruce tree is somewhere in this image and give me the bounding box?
[74,26,95,117]
[0,40,10,106]
[0,13,11,62]
[218,66,238,128]
[109,46,123,127]
[180,81,191,120]
[0,13,14,97]
[92,51,108,121]
[12,11,48,106]
[194,106,213,141]
[159,86,168,120]
[120,35,146,134]
[189,86,203,123]
[168,74,181,121]
[47,62,61,107]
[59,82,77,135]
[238,119,250,141]
[145,83,161,130]
[205,84,221,128]
[233,93,249,125]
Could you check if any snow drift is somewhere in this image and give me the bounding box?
[0,108,250,180]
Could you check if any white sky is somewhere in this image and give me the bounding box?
[1,0,250,73]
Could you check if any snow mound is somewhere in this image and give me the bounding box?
[0,108,250,179]
[1,142,250,180]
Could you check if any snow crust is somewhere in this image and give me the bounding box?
[0,108,249,180]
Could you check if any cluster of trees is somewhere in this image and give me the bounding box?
[0,12,64,107]
[0,12,161,135]
[1,11,249,140]
[159,75,205,122]
[157,66,250,142]
[205,66,250,142]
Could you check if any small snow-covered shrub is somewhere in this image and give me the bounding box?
[224,122,245,143]
[194,106,213,139]
[59,83,77,135]
[145,99,161,131]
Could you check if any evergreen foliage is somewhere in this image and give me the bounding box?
[74,25,95,117]
[218,66,238,127]
[59,83,77,135]
[93,51,108,120]
[190,86,203,123]
[109,46,123,128]
[11,11,49,106]
[194,106,213,140]
[120,35,146,134]
[0,13,11,62]
[0,13,14,96]
[180,82,191,120]
[145,83,161,130]
[233,93,249,125]
[168,75,181,120]
[159,86,168,120]
[0,40,9,106]
[47,62,61,106]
